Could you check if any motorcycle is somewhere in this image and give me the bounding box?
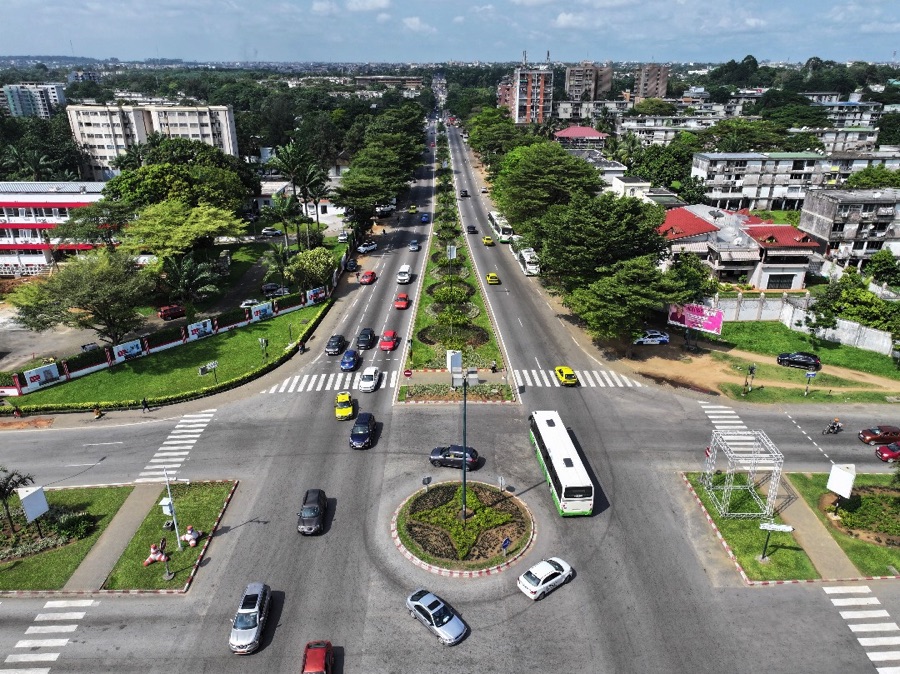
[822,422,844,435]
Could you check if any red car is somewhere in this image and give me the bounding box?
[359,271,377,285]
[859,425,900,445]
[301,640,334,673]
[394,293,410,309]
[379,330,399,351]
[876,443,900,463]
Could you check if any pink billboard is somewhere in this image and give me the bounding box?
[667,304,724,336]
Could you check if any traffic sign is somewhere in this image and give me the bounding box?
[501,537,512,550]
[404,369,412,378]
[759,522,794,533]
[805,371,817,378]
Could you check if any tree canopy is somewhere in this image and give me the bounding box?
[118,200,246,258]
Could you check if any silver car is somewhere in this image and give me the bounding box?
[358,366,380,393]
[406,589,467,646]
[229,582,271,654]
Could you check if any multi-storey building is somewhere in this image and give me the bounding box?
[554,99,632,123]
[617,115,727,146]
[496,79,514,109]
[812,100,882,128]
[633,64,669,100]
[801,92,841,104]
[67,104,239,180]
[691,150,900,210]
[67,70,102,84]
[510,66,553,125]
[0,182,104,277]
[564,62,612,101]
[553,125,608,149]
[2,82,67,119]
[787,126,878,153]
[799,189,900,268]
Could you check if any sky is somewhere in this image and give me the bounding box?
[3,0,900,65]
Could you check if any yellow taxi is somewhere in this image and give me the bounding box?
[334,391,354,420]
[554,366,579,386]
[408,204,418,214]
[486,272,500,285]
[482,236,494,246]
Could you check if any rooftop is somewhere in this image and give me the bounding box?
[554,125,609,139]
[0,182,104,195]
[744,225,819,249]
[659,206,719,241]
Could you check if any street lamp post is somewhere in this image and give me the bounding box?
[452,366,480,524]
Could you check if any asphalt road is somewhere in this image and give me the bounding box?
[0,120,896,673]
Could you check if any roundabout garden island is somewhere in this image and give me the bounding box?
[394,481,534,572]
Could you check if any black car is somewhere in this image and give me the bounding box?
[459,189,469,197]
[346,258,359,272]
[350,412,376,449]
[466,225,477,234]
[297,489,327,535]
[430,445,479,469]
[325,334,347,356]
[260,282,281,295]
[776,351,821,370]
[356,328,376,350]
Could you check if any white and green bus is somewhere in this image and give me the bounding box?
[528,410,594,516]
[487,211,514,243]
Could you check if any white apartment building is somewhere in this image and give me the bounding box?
[787,126,879,153]
[617,115,726,146]
[3,82,66,119]
[555,99,632,122]
[812,101,882,128]
[67,104,239,180]
[511,66,553,125]
[691,150,900,211]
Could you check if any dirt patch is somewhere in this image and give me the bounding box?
[0,417,55,431]
[818,487,900,548]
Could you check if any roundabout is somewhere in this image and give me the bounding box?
[391,480,535,578]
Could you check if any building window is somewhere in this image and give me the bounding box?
[766,274,794,290]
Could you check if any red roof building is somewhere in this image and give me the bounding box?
[659,207,720,241]
[554,125,609,148]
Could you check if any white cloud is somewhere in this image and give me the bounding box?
[744,17,766,28]
[402,16,437,33]
[552,12,590,29]
[376,12,391,23]
[471,3,495,12]
[452,15,464,23]
[346,0,389,11]
[860,21,900,33]
[311,0,338,15]
[509,0,555,5]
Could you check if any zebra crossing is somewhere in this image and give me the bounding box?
[824,585,900,672]
[134,410,216,483]
[512,369,641,388]
[269,370,400,394]
[699,402,747,430]
[1,598,96,671]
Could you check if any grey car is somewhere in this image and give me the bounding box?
[406,589,467,646]
[297,489,327,535]
[229,582,271,654]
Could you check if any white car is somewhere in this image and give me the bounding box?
[338,231,349,243]
[408,240,420,252]
[633,330,670,346]
[239,299,260,309]
[516,557,573,600]
[358,366,380,393]
[260,227,282,237]
[357,241,378,254]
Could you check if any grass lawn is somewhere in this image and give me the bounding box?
[685,473,819,581]
[709,351,863,388]
[719,383,900,404]
[104,481,233,591]
[715,321,900,381]
[17,305,323,406]
[788,473,900,577]
[0,486,133,591]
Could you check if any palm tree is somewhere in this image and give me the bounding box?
[0,466,34,534]
[308,179,331,241]
[161,254,219,318]
[295,163,329,249]
[110,143,149,171]
[3,147,55,181]
[267,141,309,199]
[262,242,290,291]
[260,194,301,246]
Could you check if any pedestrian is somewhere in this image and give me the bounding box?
[13,406,22,418]
[141,397,150,413]
[490,360,497,374]
[355,271,360,282]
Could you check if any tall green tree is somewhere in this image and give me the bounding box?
[666,252,719,302]
[267,141,311,199]
[866,249,900,286]
[119,201,245,258]
[877,112,900,146]
[846,165,900,189]
[0,467,34,535]
[160,254,220,318]
[285,247,337,290]
[9,249,153,345]
[51,201,137,251]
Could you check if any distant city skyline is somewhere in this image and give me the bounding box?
[3,0,899,66]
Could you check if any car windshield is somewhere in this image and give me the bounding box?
[521,570,540,587]
[431,604,454,627]
[336,400,351,408]
[546,559,563,573]
[234,611,258,630]
[564,485,593,499]
[301,505,319,518]
[352,423,368,434]
[362,374,373,382]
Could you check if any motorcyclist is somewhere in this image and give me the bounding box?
[829,418,843,433]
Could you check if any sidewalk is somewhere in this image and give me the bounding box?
[778,476,859,579]
[63,483,163,592]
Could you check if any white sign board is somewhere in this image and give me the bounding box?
[17,486,49,523]
[760,522,794,533]
[446,350,462,372]
[827,463,856,499]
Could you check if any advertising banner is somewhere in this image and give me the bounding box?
[252,302,274,322]
[23,363,60,389]
[308,286,327,304]
[188,318,214,341]
[667,303,725,336]
[114,338,143,362]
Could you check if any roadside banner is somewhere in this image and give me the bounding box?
[252,302,274,322]
[114,338,144,363]
[23,363,61,388]
[308,286,327,304]
[187,319,214,341]
[667,303,724,336]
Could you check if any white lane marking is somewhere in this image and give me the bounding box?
[268,384,278,393]
[325,373,335,390]
[82,442,123,446]
[521,370,533,387]
[390,370,398,388]
[592,370,606,387]
[538,370,552,387]
[842,610,890,619]
[600,371,615,386]
[162,439,196,445]
[848,623,899,632]
[580,371,595,387]
[138,470,177,477]
[868,651,900,662]
[278,377,290,393]
[287,375,300,393]
[607,370,624,386]
[832,597,881,606]
[14,639,68,648]
[25,625,77,634]
[513,370,523,386]
[859,637,900,647]
[152,451,190,457]
[822,584,868,595]
[5,654,59,663]
[622,375,634,387]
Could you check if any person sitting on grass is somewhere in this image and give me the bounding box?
[143,543,168,566]
[180,525,203,548]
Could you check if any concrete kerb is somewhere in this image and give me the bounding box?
[390,481,536,579]
[0,479,239,598]
[680,472,900,586]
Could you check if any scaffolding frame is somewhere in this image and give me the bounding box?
[701,429,783,519]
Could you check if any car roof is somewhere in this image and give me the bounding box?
[336,390,351,399]
[528,560,557,580]
[871,425,900,432]
[303,641,331,670]
[356,412,373,422]
[303,488,325,502]
[362,366,377,374]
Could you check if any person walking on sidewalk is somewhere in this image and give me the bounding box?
[141,397,150,413]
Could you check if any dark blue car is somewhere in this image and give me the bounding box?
[420,214,429,223]
[340,350,360,371]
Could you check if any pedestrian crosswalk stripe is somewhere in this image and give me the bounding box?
[287,375,300,393]
[824,586,872,594]
[579,370,594,387]
[390,370,398,388]
[599,371,614,386]
[538,370,552,387]
[521,370,532,387]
